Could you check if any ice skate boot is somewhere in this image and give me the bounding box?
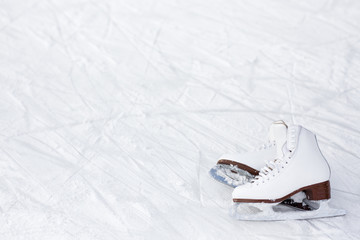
[231,125,346,220]
[209,120,287,187]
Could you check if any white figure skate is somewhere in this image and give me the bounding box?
[209,120,287,187]
[231,125,346,220]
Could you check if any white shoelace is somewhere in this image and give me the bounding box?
[251,125,299,185]
[256,140,276,151]
[252,131,297,184]
[251,158,286,184]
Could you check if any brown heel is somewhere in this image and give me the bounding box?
[303,181,331,200]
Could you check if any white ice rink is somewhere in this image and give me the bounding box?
[0,0,360,239]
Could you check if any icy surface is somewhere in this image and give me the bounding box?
[0,0,360,239]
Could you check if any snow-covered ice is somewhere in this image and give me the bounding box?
[0,0,360,239]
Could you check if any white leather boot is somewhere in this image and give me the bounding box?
[230,125,345,220]
[209,120,288,187]
[232,125,331,202]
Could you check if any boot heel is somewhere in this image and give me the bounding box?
[304,181,331,200]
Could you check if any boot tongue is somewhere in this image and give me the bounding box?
[268,120,288,157]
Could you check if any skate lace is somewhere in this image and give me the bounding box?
[251,158,286,184]
[252,128,297,184]
[256,140,275,151]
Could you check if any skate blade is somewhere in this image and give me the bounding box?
[209,164,253,188]
[230,200,346,221]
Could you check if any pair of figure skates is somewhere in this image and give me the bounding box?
[210,120,346,220]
